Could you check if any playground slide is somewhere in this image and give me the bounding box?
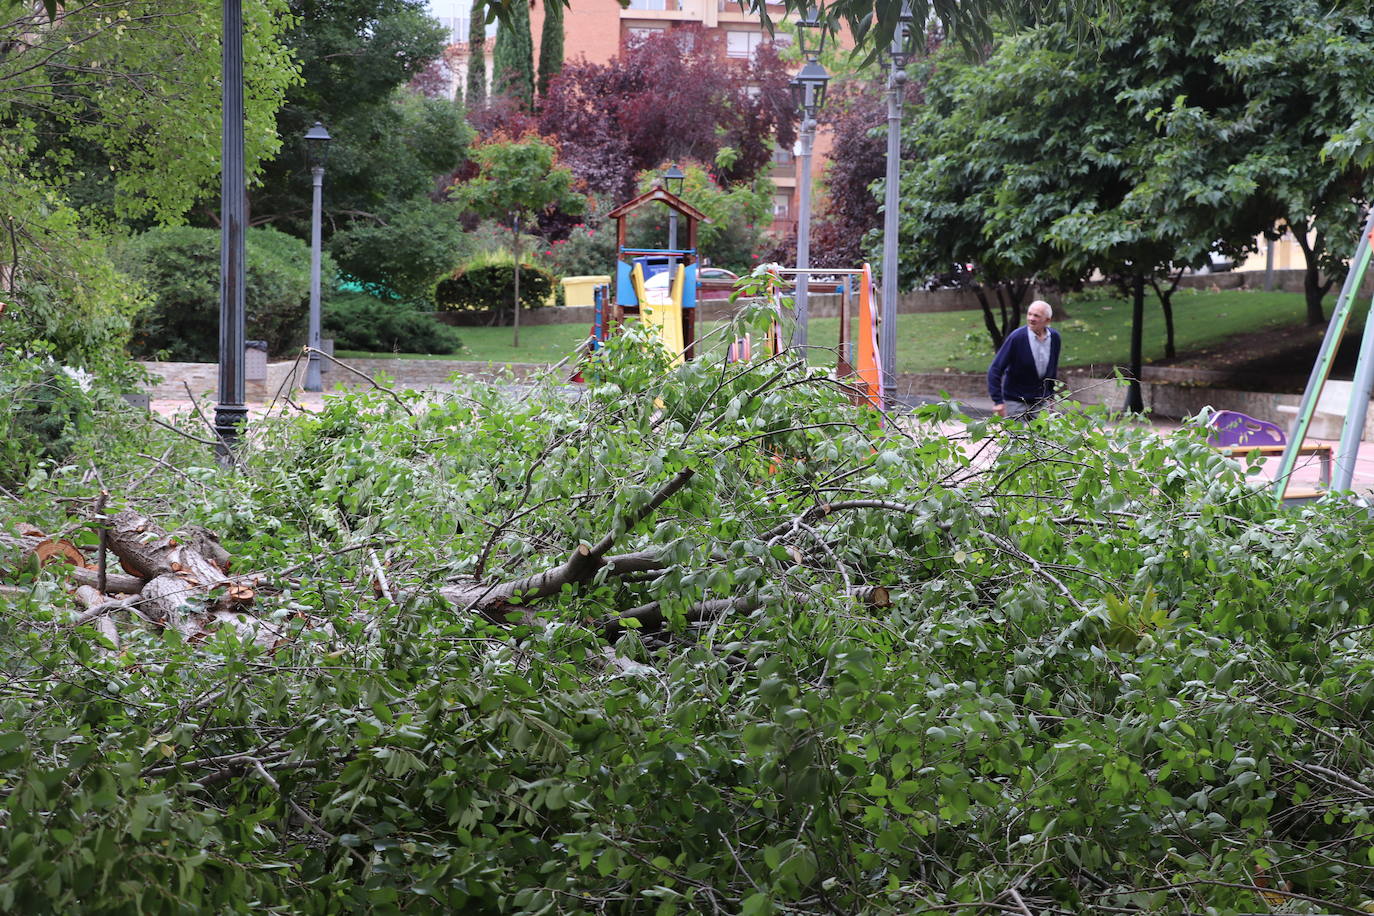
[856,264,883,410]
[633,262,685,364]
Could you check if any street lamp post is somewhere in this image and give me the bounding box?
[878,1,915,409]
[214,0,247,456]
[790,10,829,354]
[663,163,685,251]
[303,121,331,393]
[511,211,522,348]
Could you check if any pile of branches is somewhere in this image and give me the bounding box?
[3,510,281,650]
[1,333,1373,914]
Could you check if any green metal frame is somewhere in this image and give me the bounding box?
[1273,209,1374,504]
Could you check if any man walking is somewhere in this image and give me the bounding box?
[988,300,1060,419]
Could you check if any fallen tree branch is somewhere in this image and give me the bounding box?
[304,347,414,416]
[443,468,695,616]
[601,596,763,642]
[71,566,145,595]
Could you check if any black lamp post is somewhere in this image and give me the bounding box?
[214,0,247,457]
[303,121,331,392]
[877,1,914,409]
[790,7,829,352]
[664,163,685,250]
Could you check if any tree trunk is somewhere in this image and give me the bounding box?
[1294,224,1332,326]
[536,0,564,99]
[1148,270,1181,360]
[973,286,1004,350]
[1125,273,1145,413]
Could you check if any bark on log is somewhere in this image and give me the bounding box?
[107,510,182,578]
[601,596,763,642]
[134,574,200,635]
[106,510,255,613]
[180,525,232,570]
[93,615,120,651]
[71,567,146,595]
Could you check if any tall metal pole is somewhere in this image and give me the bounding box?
[512,213,521,348]
[668,210,678,251]
[214,0,247,456]
[1264,234,1276,292]
[1334,282,1374,491]
[304,165,324,392]
[795,99,815,352]
[879,47,906,409]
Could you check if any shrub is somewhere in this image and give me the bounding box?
[0,350,146,486]
[328,198,470,305]
[124,226,330,361]
[434,252,554,314]
[324,293,462,354]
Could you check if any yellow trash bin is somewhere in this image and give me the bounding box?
[559,275,612,308]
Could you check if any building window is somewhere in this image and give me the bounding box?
[627,0,671,9]
[771,146,793,166]
[627,26,667,45]
[726,30,762,58]
[726,29,788,59]
[773,194,791,219]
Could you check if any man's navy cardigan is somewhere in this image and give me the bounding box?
[987,326,1061,404]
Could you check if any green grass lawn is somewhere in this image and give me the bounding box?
[342,288,1342,373]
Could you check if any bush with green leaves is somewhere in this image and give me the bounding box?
[327,197,470,305]
[323,292,462,354]
[434,251,555,313]
[124,226,333,361]
[0,349,151,487]
[3,318,1374,914]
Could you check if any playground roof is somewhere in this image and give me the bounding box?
[607,187,710,223]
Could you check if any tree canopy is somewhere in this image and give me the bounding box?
[897,0,1374,407]
[538,27,795,201]
[448,132,587,225]
[245,0,460,236]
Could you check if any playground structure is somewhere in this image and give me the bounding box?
[585,251,884,411]
[577,182,885,407]
[595,185,708,363]
[1276,208,1374,504]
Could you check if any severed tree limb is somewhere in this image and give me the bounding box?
[303,346,414,416]
[71,585,131,628]
[70,566,147,594]
[601,596,763,642]
[442,467,695,616]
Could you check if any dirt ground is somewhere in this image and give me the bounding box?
[1158,320,1359,392]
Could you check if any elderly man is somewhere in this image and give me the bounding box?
[987,300,1061,419]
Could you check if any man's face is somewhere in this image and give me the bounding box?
[1026,305,1051,334]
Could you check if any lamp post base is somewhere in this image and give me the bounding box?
[304,354,322,392]
[213,404,248,460]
